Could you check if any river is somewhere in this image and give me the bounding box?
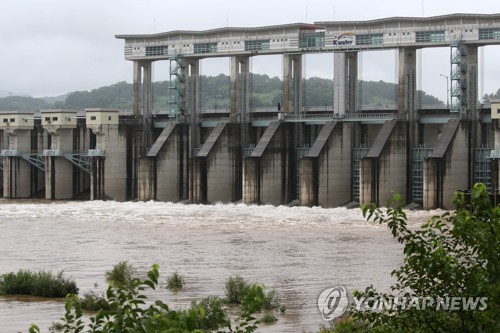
[0,199,439,332]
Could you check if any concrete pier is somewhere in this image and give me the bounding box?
[191,123,242,203]
[360,120,408,206]
[0,112,43,198]
[424,119,470,209]
[86,109,130,201]
[300,121,353,207]
[243,122,295,205]
[139,123,189,202]
[42,110,85,199]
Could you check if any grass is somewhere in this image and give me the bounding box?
[166,271,185,290]
[105,261,135,288]
[0,269,78,297]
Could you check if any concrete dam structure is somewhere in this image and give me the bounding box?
[2,13,500,209]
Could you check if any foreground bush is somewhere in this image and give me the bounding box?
[29,265,262,333]
[0,270,77,297]
[326,184,500,332]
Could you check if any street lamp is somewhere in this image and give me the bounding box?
[439,74,449,108]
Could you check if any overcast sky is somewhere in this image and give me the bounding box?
[1,0,500,102]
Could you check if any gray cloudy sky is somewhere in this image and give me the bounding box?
[1,0,500,102]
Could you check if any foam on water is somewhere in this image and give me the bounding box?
[0,200,441,333]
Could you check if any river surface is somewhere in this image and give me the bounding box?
[0,199,439,332]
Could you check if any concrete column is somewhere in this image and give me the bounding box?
[283,54,302,115]
[133,61,142,117]
[138,157,154,200]
[230,56,250,122]
[334,52,358,115]
[155,124,189,202]
[398,48,417,121]
[88,125,128,201]
[347,52,358,113]
[496,121,500,192]
[45,129,74,199]
[185,59,200,121]
[3,131,33,198]
[463,45,479,118]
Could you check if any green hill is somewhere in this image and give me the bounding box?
[0,75,449,112]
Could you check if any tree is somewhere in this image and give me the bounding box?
[330,183,499,332]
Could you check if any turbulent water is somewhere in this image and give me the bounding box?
[0,199,439,332]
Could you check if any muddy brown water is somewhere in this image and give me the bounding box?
[0,200,438,332]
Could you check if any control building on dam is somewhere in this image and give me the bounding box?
[1,13,500,209]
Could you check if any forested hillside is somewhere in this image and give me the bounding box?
[0,74,453,111]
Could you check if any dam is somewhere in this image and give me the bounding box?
[1,13,500,209]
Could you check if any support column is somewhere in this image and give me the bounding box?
[45,130,74,199]
[334,52,358,115]
[398,48,417,122]
[463,45,479,119]
[230,56,250,122]
[464,45,478,189]
[185,59,200,122]
[283,54,302,116]
[133,61,142,117]
[142,61,153,148]
[3,131,33,198]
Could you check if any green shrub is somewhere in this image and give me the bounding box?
[166,271,185,290]
[78,291,110,311]
[191,295,229,330]
[224,275,249,304]
[29,264,260,333]
[343,183,500,333]
[0,270,77,297]
[105,261,135,288]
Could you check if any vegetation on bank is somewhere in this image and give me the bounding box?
[322,183,499,333]
[0,75,452,111]
[30,264,281,333]
[0,270,77,298]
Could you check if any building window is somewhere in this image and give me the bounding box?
[244,39,270,51]
[45,117,50,121]
[90,116,97,120]
[298,31,325,48]
[356,34,384,45]
[9,118,15,123]
[479,28,500,40]
[52,117,58,121]
[193,42,218,53]
[108,116,112,120]
[145,45,168,56]
[415,31,445,42]
[3,118,8,123]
